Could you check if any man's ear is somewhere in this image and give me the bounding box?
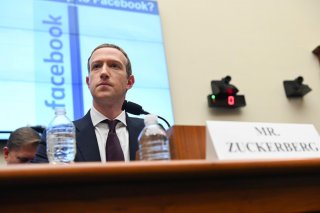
[127,75,135,90]
[3,146,9,160]
[86,76,90,87]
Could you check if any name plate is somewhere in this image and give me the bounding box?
[206,121,320,160]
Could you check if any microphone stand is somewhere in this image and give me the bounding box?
[143,111,171,128]
[158,115,171,129]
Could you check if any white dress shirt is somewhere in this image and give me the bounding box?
[90,107,129,162]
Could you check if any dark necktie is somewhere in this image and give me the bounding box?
[105,120,125,161]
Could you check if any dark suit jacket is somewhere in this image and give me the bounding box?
[33,111,145,163]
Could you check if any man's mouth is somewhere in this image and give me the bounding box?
[98,82,112,87]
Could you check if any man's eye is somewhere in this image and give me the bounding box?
[92,64,101,70]
[110,63,120,69]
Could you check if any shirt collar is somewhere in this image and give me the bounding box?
[90,106,127,127]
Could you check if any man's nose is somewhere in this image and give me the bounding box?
[100,64,110,78]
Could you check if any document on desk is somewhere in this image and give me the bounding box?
[206,121,320,160]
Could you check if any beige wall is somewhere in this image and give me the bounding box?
[158,0,320,131]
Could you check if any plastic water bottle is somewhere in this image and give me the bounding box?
[46,107,76,164]
[138,114,171,160]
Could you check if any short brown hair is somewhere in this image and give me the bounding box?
[6,127,40,150]
[87,43,132,77]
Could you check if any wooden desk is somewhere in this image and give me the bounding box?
[1,159,320,212]
[167,125,205,160]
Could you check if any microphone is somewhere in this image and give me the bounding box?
[122,100,149,115]
[122,100,171,128]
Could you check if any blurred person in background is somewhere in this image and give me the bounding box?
[3,127,41,164]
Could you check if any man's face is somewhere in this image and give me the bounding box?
[3,143,38,164]
[86,47,134,106]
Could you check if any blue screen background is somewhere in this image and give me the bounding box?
[0,0,173,138]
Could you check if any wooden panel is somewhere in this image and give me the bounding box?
[167,125,205,159]
[1,159,320,212]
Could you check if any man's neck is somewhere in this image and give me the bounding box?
[93,101,123,120]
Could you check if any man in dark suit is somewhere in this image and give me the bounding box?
[33,43,145,163]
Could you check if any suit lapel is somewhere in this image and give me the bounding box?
[126,115,143,160]
[74,111,101,162]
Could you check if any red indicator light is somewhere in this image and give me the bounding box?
[228,96,235,105]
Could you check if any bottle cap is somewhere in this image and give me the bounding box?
[54,107,66,115]
[144,114,158,126]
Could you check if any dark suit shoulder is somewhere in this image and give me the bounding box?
[73,110,92,131]
[127,116,144,126]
